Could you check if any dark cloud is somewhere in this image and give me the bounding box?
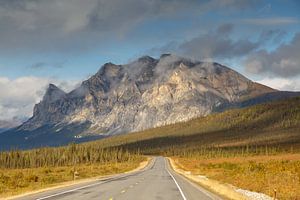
[29,62,48,69]
[29,62,65,69]
[0,0,261,55]
[179,28,259,59]
[216,23,234,35]
[154,24,256,60]
[244,32,300,77]
[152,24,288,61]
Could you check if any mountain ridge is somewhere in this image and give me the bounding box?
[22,54,274,131]
[1,54,299,150]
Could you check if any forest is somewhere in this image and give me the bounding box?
[1,97,300,198]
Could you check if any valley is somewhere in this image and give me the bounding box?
[1,1,299,199]
[1,97,300,199]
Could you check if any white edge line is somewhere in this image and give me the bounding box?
[36,158,155,200]
[165,159,187,200]
[36,181,107,200]
[180,175,221,200]
[166,158,220,200]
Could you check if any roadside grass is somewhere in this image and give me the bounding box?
[0,158,145,198]
[111,97,300,200]
[173,154,300,200]
[1,97,300,198]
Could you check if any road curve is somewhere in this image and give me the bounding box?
[14,157,222,200]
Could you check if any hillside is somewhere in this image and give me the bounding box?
[88,96,300,153]
[0,119,23,133]
[4,54,300,150]
[1,97,300,168]
[1,96,300,199]
[1,97,300,161]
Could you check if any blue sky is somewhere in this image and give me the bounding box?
[0,0,300,121]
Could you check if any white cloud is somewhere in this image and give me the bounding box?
[0,76,79,121]
[257,77,300,91]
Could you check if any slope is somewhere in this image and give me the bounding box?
[91,96,300,153]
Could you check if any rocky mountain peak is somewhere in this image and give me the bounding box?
[43,84,66,103]
[160,53,172,59]
[17,54,277,138]
[138,55,156,61]
[47,83,61,92]
[95,62,121,79]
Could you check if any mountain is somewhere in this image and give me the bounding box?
[1,54,299,150]
[0,118,24,133]
[76,97,300,153]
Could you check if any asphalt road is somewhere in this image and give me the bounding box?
[14,157,222,200]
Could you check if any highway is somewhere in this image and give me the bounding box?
[14,157,222,200]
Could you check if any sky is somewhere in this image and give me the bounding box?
[0,0,300,121]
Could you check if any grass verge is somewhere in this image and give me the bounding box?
[0,157,146,198]
[173,154,300,200]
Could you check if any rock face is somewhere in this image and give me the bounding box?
[18,54,275,137]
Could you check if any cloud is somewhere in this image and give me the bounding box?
[244,32,300,77]
[0,76,79,121]
[0,0,261,54]
[200,0,260,11]
[258,29,286,44]
[240,17,299,25]
[153,24,285,61]
[87,0,202,33]
[29,62,48,69]
[29,61,65,69]
[179,33,258,60]
[257,77,300,91]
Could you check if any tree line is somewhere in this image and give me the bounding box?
[0,143,141,169]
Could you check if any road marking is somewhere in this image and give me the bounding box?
[165,159,187,200]
[35,181,107,200]
[33,158,158,200]
[166,158,220,200]
[178,174,220,200]
[29,158,156,200]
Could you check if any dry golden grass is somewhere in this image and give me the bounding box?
[174,154,300,200]
[1,98,300,199]
[0,158,145,198]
